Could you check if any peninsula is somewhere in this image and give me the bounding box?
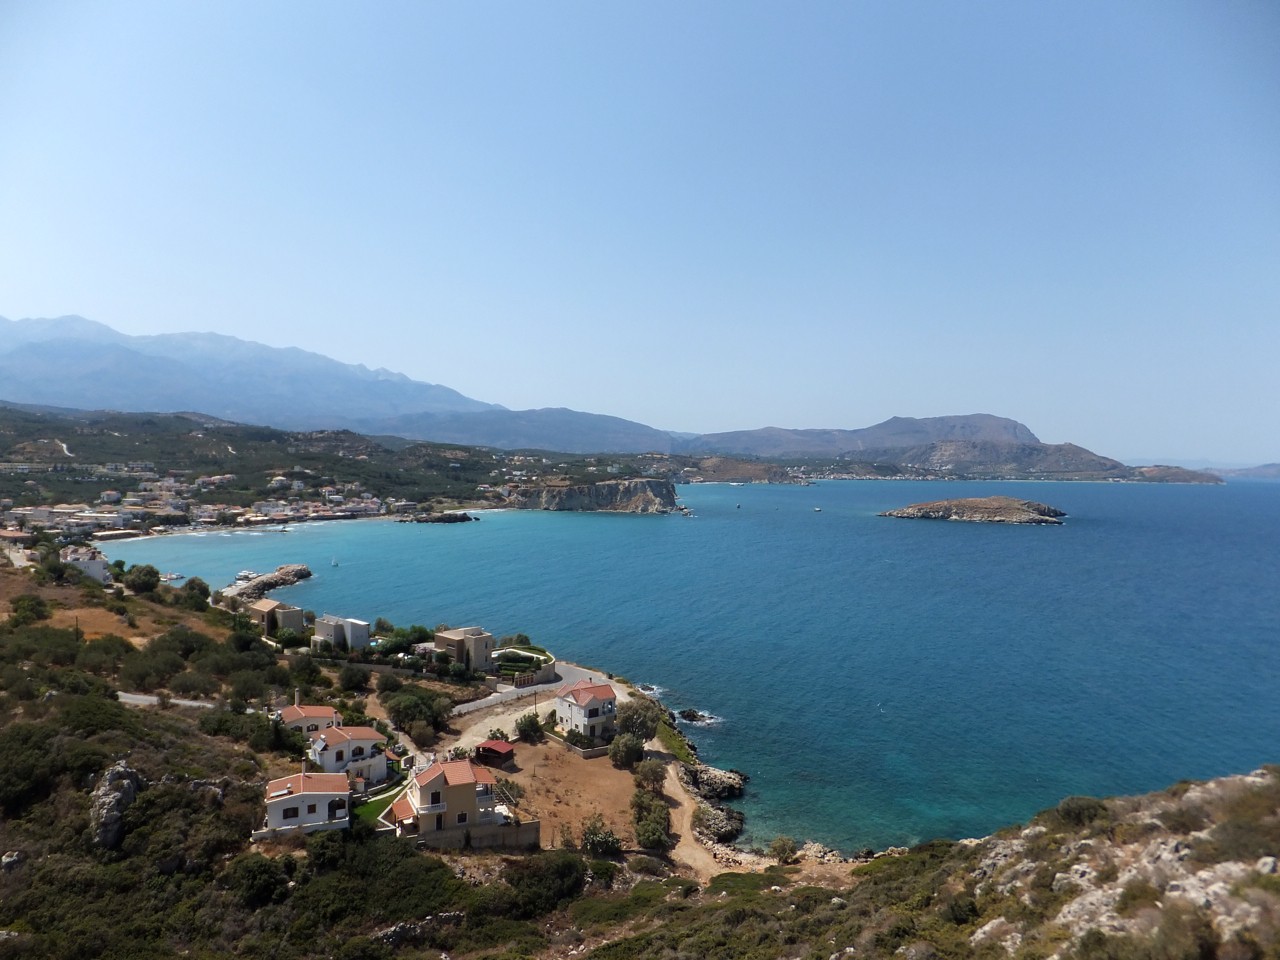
[880,495,1067,524]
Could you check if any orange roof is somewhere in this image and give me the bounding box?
[265,772,349,798]
[555,678,616,708]
[413,758,497,789]
[476,739,515,754]
[389,792,417,824]
[309,725,383,746]
[280,704,341,723]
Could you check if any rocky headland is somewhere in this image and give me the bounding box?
[507,478,677,514]
[221,563,312,601]
[880,495,1067,524]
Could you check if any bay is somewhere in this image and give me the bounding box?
[102,480,1280,852]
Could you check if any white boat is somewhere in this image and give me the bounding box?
[814,507,822,512]
[235,570,260,582]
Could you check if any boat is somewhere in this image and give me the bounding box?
[235,570,260,582]
[814,507,822,512]
[331,557,339,567]
[159,572,185,582]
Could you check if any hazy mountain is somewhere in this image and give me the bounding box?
[0,315,498,428]
[675,414,1040,457]
[1208,463,1280,481]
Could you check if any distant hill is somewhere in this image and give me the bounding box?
[1209,463,1280,481]
[675,414,1039,457]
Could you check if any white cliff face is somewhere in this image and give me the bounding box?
[507,479,677,513]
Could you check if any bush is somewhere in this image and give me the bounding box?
[581,814,623,857]
[1055,795,1109,828]
[631,790,671,850]
[608,733,644,769]
[502,850,587,918]
[8,594,51,627]
[376,672,403,695]
[628,855,667,877]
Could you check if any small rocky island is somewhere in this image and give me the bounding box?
[880,495,1066,524]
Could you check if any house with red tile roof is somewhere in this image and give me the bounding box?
[278,703,343,734]
[306,725,388,785]
[381,758,539,850]
[554,679,617,741]
[254,771,350,839]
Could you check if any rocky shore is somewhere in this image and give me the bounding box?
[880,495,1067,524]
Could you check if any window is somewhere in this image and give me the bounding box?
[335,750,345,762]
[306,723,318,732]
[430,790,441,805]
[307,804,317,814]
[457,812,468,825]
[352,746,364,758]
[282,807,299,820]
[588,707,599,718]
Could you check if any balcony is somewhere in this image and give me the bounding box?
[419,802,447,814]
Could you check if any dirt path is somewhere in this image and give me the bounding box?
[663,759,725,883]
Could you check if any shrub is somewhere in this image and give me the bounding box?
[502,850,587,918]
[768,836,798,864]
[376,672,403,695]
[581,814,623,857]
[1055,795,1109,828]
[628,855,667,877]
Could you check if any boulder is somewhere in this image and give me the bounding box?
[89,762,145,850]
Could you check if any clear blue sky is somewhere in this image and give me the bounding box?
[1,2,1277,463]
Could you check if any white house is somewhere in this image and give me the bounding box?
[554,679,618,740]
[278,704,343,734]
[256,771,350,839]
[312,614,371,652]
[59,545,112,584]
[306,725,387,786]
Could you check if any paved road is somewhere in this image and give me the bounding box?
[449,661,605,717]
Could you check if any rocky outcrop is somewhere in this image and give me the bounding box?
[223,564,312,601]
[681,763,747,801]
[880,495,1066,524]
[370,912,465,948]
[507,479,677,514]
[396,511,477,523]
[90,762,145,850]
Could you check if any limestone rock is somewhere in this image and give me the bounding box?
[508,479,677,514]
[90,762,145,850]
[682,763,746,800]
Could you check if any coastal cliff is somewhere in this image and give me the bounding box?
[880,495,1066,524]
[507,478,678,514]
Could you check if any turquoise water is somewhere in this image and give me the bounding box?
[104,480,1280,852]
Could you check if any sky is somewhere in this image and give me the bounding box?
[1,2,1277,464]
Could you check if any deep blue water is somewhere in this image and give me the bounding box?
[103,481,1280,852]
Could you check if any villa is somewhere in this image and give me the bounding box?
[435,626,496,672]
[254,771,350,839]
[382,758,539,850]
[306,725,388,786]
[312,614,371,652]
[554,678,618,741]
[248,598,305,637]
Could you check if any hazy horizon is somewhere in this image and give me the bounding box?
[2,3,1277,461]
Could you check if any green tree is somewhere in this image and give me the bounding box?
[515,712,544,743]
[608,733,644,769]
[634,758,666,793]
[615,698,663,741]
[338,664,371,692]
[122,563,161,594]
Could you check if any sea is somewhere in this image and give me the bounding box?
[102,480,1280,853]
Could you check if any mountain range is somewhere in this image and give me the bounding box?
[0,316,1220,480]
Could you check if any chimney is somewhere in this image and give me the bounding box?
[294,687,300,707]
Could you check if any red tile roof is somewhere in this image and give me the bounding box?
[554,678,616,708]
[309,725,383,746]
[413,758,498,788]
[265,772,349,798]
[476,739,515,755]
[389,793,417,824]
[280,705,341,723]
